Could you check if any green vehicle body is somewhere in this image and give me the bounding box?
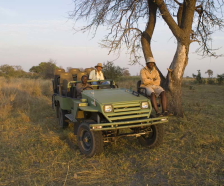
[52,74,168,157]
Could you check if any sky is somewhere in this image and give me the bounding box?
[0,0,224,77]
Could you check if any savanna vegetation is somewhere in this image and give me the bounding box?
[1,76,223,185]
[0,61,130,81]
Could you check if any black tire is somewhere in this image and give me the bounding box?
[77,122,103,157]
[58,108,69,129]
[56,104,59,118]
[138,124,164,148]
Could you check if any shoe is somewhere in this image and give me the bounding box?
[163,111,173,116]
[156,112,163,117]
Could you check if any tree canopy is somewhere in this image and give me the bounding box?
[29,60,59,79]
[69,0,224,116]
[205,69,213,78]
[103,61,130,79]
[0,65,26,78]
[70,0,223,61]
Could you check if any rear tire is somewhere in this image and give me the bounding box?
[56,104,59,118]
[138,124,164,148]
[77,122,103,157]
[58,108,69,129]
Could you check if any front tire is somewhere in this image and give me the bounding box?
[138,124,164,148]
[58,108,69,129]
[77,122,103,157]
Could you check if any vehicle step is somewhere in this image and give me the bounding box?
[65,114,77,122]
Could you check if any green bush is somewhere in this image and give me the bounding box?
[217,74,224,85]
[207,78,216,85]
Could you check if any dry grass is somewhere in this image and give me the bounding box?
[0,77,223,186]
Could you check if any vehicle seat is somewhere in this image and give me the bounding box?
[137,80,147,96]
[53,68,65,93]
[77,72,88,81]
[84,68,94,75]
[69,68,80,81]
[59,72,74,97]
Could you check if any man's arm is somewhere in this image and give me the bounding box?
[140,69,154,85]
[86,84,92,88]
[153,71,161,86]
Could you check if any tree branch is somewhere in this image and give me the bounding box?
[155,0,182,39]
[173,0,181,6]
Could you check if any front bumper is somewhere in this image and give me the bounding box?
[90,117,168,131]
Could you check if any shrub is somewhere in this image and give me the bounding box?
[217,74,224,85]
[207,78,216,85]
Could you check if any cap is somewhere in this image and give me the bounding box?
[146,57,156,63]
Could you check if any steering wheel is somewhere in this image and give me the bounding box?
[83,86,93,90]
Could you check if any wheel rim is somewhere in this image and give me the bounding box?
[80,130,93,152]
[142,126,155,140]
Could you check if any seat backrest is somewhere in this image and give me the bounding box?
[77,72,88,81]
[137,80,141,90]
[53,68,65,93]
[84,68,94,75]
[69,68,80,81]
[59,72,74,96]
[55,68,65,75]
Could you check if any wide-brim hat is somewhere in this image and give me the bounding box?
[95,63,103,68]
[146,57,156,63]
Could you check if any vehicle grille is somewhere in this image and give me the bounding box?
[104,101,150,122]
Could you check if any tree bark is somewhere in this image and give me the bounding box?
[155,0,197,116]
[141,0,157,60]
[165,42,189,116]
[141,0,166,82]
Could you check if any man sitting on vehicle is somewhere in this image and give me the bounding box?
[89,63,109,85]
[76,75,92,99]
[140,57,170,116]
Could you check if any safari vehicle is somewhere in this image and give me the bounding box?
[52,68,168,157]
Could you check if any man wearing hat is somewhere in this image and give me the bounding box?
[140,57,169,116]
[89,63,108,85]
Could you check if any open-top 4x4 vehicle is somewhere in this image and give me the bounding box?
[52,68,168,157]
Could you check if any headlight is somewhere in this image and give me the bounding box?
[104,105,113,112]
[92,126,102,129]
[141,102,149,109]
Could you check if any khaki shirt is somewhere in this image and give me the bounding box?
[76,83,92,99]
[140,66,161,86]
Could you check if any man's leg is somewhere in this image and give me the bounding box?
[160,91,167,113]
[102,81,109,85]
[145,86,162,116]
[92,81,97,85]
[150,92,159,114]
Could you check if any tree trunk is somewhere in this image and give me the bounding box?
[155,0,196,116]
[165,42,189,116]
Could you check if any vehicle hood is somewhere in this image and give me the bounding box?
[82,88,147,104]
